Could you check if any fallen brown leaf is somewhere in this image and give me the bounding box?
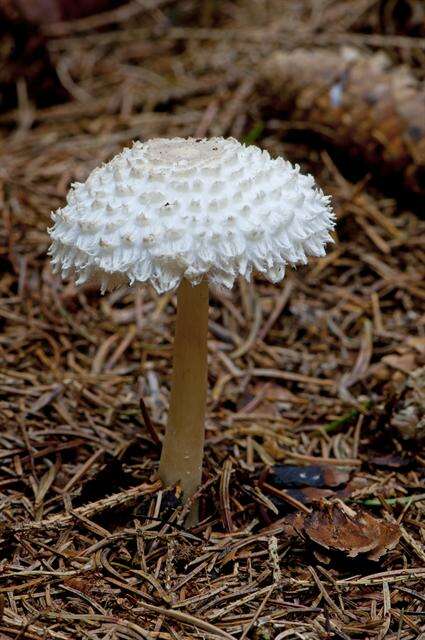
[301,501,401,561]
[288,486,335,504]
[383,353,417,374]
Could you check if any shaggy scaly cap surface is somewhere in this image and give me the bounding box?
[48,137,335,293]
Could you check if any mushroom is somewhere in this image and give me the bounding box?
[48,137,335,517]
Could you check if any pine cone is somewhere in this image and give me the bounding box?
[261,48,425,194]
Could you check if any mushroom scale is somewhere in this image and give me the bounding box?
[48,137,335,293]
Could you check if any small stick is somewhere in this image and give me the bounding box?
[8,481,161,533]
[261,481,312,515]
[138,383,161,447]
[219,459,235,532]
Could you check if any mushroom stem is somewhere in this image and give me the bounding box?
[159,279,209,516]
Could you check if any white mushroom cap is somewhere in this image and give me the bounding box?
[48,137,335,294]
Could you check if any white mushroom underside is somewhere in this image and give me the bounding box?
[48,137,335,293]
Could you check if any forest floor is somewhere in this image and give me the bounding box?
[0,1,424,638]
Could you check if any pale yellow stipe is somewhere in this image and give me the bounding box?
[159,279,209,521]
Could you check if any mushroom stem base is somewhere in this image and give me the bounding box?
[159,279,209,519]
